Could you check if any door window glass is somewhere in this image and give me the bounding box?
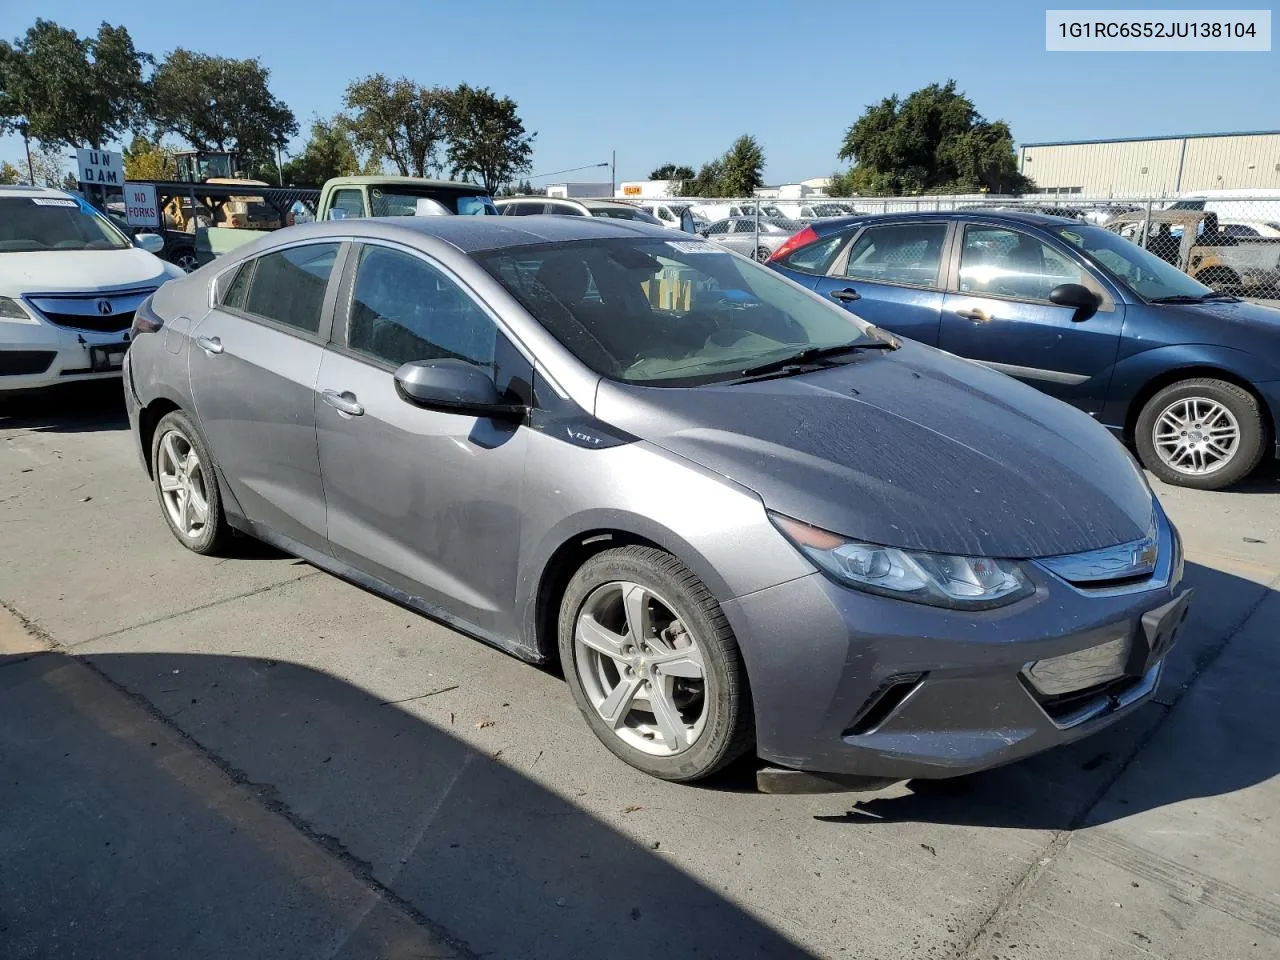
[958,226,1085,300]
[327,189,364,220]
[347,245,498,371]
[243,243,340,334]
[779,233,847,274]
[844,222,947,286]
[219,261,253,311]
[705,221,729,236]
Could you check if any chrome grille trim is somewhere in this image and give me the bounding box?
[1035,508,1174,598]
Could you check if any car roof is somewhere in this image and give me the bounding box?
[327,175,485,191]
[0,184,74,199]
[249,213,678,254]
[811,209,1086,231]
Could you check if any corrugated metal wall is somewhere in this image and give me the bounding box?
[1019,133,1280,196]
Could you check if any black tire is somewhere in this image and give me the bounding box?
[1135,378,1267,490]
[558,545,754,782]
[151,409,231,554]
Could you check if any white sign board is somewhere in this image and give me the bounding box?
[76,149,124,186]
[124,182,160,228]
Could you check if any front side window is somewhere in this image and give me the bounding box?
[327,189,365,220]
[957,226,1084,301]
[477,237,881,386]
[705,221,730,236]
[0,196,131,253]
[242,243,340,335]
[347,245,497,370]
[844,222,947,287]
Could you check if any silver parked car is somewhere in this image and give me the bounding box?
[702,217,808,261]
[125,215,1191,789]
[496,196,662,225]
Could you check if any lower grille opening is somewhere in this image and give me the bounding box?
[1035,674,1143,724]
[0,350,56,376]
[844,674,924,736]
[42,311,134,334]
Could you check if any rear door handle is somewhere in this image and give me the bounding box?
[954,307,991,322]
[195,335,223,354]
[829,288,861,303]
[321,389,364,417]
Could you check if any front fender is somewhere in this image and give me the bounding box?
[1100,342,1280,433]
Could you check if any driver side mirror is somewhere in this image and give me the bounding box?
[1049,283,1101,321]
[134,232,165,255]
[394,358,525,419]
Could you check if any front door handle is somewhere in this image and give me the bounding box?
[829,287,861,303]
[195,335,223,354]
[954,307,991,323]
[321,389,364,417]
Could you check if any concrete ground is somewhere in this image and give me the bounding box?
[2,383,1278,960]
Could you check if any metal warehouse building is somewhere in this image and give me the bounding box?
[1018,130,1280,196]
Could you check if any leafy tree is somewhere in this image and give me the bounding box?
[0,160,24,184]
[123,133,176,180]
[838,80,1030,195]
[682,158,726,198]
[280,117,360,186]
[444,84,535,196]
[0,20,146,149]
[149,50,297,166]
[719,135,764,197]
[341,75,449,178]
[649,162,695,181]
[496,178,544,197]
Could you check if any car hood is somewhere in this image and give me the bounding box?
[594,342,1154,559]
[0,248,170,296]
[1172,297,1280,334]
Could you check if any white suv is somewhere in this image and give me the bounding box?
[1,185,180,393]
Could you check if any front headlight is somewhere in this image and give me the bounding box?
[770,512,1034,610]
[0,296,38,323]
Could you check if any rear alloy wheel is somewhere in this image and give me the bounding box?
[754,246,771,262]
[1135,378,1266,490]
[558,546,754,781]
[171,249,198,273]
[151,410,230,554]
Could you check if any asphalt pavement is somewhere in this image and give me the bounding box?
[2,383,1279,960]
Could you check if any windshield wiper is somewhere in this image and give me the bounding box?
[1149,292,1240,304]
[729,339,897,383]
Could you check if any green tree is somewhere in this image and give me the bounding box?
[0,20,146,149]
[719,135,764,197]
[149,50,297,166]
[497,178,544,197]
[280,117,360,186]
[444,84,535,196]
[838,80,1031,196]
[123,133,176,180]
[649,163,695,180]
[341,75,449,178]
[0,160,24,184]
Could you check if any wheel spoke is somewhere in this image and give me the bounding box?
[649,629,705,679]
[1205,440,1232,459]
[577,614,628,661]
[648,678,688,750]
[598,675,643,728]
[178,489,191,532]
[158,472,182,492]
[621,583,653,643]
[162,432,182,473]
[187,485,209,525]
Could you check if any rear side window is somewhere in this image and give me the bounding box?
[844,223,947,287]
[220,262,253,310]
[778,233,845,274]
[243,243,340,335]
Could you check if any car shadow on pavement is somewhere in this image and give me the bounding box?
[0,382,128,433]
[815,561,1279,833]
[1,647,814,960]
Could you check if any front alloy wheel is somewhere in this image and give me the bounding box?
[1152,397,1240,477]
[1135,377,1266,490]
[558,546,754,781]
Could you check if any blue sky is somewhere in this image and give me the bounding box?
[2,0,1275,184]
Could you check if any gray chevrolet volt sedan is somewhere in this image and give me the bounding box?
[124,215,1192,789]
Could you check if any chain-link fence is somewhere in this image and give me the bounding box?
[677,194,1280,303]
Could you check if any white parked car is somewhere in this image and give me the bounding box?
[632,201,698,233]
[0,185,180,393]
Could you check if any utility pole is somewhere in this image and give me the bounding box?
[611,150,616,197]
[20,123,34,186]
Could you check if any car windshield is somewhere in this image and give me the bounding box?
[476,237,882,386]
[0,196,132,253]
[367,187,497,216]
[1054,224,1213,301]
[591,207,662,224]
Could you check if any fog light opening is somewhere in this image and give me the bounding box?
[844,674,924,737]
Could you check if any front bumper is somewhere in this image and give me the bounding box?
[724,513,1187,782]
[0,323,130,392]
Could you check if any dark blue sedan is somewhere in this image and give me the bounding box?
[769,211,1280,490]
